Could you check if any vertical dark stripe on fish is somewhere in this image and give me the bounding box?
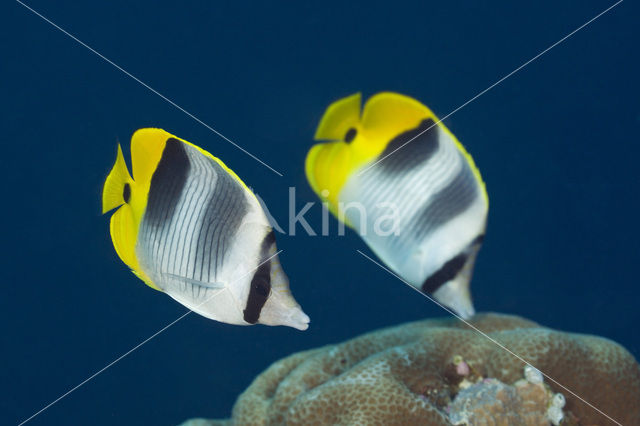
[243,261,271,324]
[261,230,276,251]
[147,139,191,266]
[243,231,275,324]
[377,118,439,174]
[421,253,467,294]
[145,138,190,227]
[411,160,479,241]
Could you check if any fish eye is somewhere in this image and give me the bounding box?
[123,183,131,203]
[254,279,270,297]
[344,127,357,143]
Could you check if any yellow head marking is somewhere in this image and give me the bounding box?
[305,92,438,219]
[103,136,159,290]
[358,92,435,157]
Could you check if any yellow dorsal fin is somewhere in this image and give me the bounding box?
[360,92,435,143]
[314,93,361,141]
[130,128,171,184]
[102,144,133,214]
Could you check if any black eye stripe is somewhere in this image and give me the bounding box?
[123,183,131,203]
[344,128,357,143]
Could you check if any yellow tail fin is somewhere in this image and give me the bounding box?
[102,144,133,214]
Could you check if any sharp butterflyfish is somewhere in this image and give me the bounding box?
[305,92,488,319]
[102,128,309,330]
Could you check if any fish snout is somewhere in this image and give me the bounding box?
[258,283,310,331]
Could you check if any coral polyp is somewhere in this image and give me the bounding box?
[524,365,544,385]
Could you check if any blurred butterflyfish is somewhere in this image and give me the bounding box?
[102,128,309,330]
[305,93,488,319]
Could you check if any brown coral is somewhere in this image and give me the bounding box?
[182,313,640,425]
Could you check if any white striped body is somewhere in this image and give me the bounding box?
[136,141,261,323]
[339,119,487,317]
[104,130,309,330]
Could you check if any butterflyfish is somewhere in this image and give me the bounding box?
[102,128,309,330]
[305,93,488,319]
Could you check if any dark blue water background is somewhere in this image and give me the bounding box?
[3,1,639,424]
